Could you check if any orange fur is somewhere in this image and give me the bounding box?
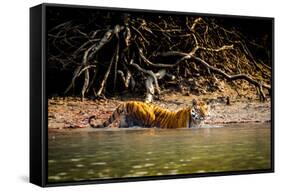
[89,100,208,128]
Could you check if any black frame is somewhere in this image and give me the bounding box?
[30,3,274,187]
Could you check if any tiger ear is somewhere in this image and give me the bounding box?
[192,99,197,106]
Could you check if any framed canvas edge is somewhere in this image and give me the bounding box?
[43,169,274,187]
[40,2,274,20]
[30,4,43,187]
[271,17,275,173]
[29,3,275,187]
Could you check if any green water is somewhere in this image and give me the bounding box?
[48,123,271,183]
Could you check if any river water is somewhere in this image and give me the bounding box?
[48,123,271,183]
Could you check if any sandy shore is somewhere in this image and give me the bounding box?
[47,94,271,130]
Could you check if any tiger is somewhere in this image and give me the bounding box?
[88,99,209,129]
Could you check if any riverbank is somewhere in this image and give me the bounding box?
[48,93,271,130]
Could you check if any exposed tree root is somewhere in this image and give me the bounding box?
[47,12,272,101]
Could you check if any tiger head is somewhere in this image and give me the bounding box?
[190,99,210,127]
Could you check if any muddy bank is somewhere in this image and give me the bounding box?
[48,94,271,130]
